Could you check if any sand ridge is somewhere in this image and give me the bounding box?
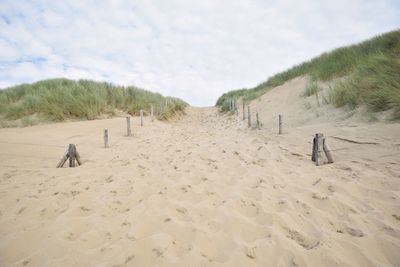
[0,85,400,266]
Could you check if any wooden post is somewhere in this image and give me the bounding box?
[104,129,109,148]
[140,110,144,126]
[234,99,238,115]
[151,105,154,122]
[57,144,81,168]
[75,150,82,166]
[126,117,132,136]
[247,105,251,128]
[312,134,334,166]
[256,112,260,129]
[313,133,324,166]
[57,150,68,168]
[242,102,245,120]
[312,135,317,162]
[68,144,76,167]
[323,138,334,163]
[278,114,283,134]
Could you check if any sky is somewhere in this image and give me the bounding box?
[0,1,399,106]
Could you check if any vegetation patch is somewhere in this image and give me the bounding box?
[302,79,321,97]
[216,30,400,119]
[328,54,400,119]
[0,78,187,127]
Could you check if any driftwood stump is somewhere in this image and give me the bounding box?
[57,144,81,168]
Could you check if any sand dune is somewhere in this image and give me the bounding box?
[1,78,400,266]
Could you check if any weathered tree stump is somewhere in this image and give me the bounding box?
[57,144,81,168]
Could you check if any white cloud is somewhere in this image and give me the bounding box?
[0,0,399,106]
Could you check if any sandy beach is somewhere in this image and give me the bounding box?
[0,78,400,266]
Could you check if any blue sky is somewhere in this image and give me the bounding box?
[0,0,399,106]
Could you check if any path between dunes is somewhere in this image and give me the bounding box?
[0,107,399,266]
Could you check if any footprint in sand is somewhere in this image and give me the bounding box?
[152,248,164,257]
[345,226,364,237]
[312,192,328,200]
[80,206,91,212]
[245,247,256,259]
[40,208,46,216]
[276,199,289,212]
[17,206,27,214]
[285,228,321,250]
[121,220,131,227]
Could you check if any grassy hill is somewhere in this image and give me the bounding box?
[216,30,400,120]
[0,78,187,127]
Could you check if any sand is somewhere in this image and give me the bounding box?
[0,77,400,266]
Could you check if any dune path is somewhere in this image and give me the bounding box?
[0,105,400,267]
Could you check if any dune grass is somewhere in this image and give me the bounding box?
[216,30,400,119]
[302,79,321,97]
[328,53,400,119]
[0,78,187,127]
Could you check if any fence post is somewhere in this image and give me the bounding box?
[126,117,132,136]
[104,129,109,148]
[235,99,238,115]
[323,138,334,163]
[315,133,323,166]
[278,114,283,134]
[247,105,251,127]
[57,144,81,168]
[312,133,334,166]
[68,144,76,167]
[140,110,144,126]
[243,102,245,120]
[151,105,154,122]
[256,112,260,129]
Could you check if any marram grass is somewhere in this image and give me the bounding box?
[0,78,187,127]
[216,30,400,120]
